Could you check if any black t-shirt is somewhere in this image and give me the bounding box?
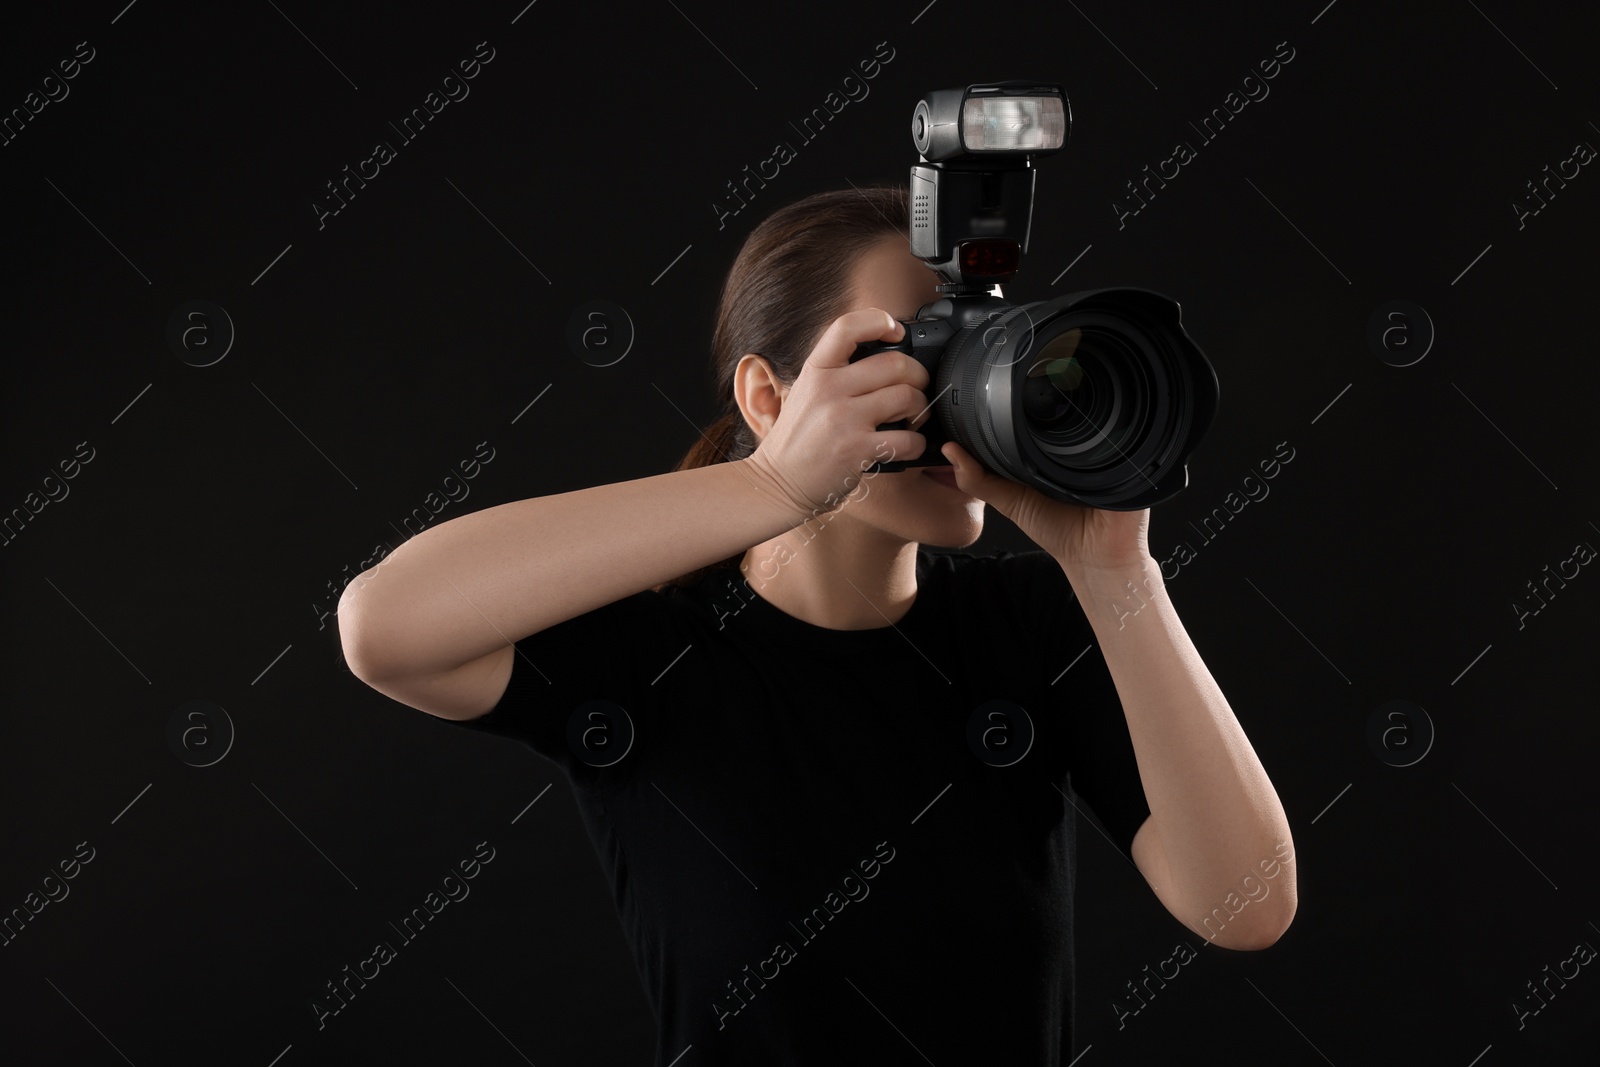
[446,547,1150,1065]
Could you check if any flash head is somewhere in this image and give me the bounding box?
[911,82,1069,163]
[908,82,1070,290]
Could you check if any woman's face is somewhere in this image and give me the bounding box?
[823,232,987,549]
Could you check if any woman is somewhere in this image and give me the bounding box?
[338,184,1296,1064]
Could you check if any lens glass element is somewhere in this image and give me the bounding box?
[1020,326,1150,468]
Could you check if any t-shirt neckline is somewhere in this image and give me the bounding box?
[727,548,939,643]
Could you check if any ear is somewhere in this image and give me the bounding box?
[733,353,788,441]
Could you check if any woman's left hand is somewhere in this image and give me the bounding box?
[940,441,1152,574]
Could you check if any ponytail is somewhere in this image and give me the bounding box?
[651,408,758,592]
[652,183,911,592]
[672,407,751,475]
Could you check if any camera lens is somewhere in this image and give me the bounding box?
[1020,325,1149,469]
[930,289,1216,510]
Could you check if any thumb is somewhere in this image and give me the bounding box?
[943,441,1069,552]
[941,441,1020,510]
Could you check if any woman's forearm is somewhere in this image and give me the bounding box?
[338,458,804,681]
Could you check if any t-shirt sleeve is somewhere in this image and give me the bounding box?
[997,550,1151,861]
[443,586,690,781]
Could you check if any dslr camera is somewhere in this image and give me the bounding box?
[849,81,1219,510]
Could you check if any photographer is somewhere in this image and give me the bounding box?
[339,183,1295,1063]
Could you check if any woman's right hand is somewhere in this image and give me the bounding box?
[743,308,933,519]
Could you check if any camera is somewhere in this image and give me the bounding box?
[848,81,1219,510]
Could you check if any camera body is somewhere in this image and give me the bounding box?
[848,81,1218,511]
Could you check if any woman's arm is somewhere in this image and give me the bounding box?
[337,458,805,700]
[1066,555,1297,951]
[934,441,1296,950]
[341,308,928,716]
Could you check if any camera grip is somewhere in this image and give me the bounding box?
[847,339,913,473]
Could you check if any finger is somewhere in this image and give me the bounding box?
[805,308,905,371]
[942,441,970,474]
[873,429,928,464]
[859,382,931,429]
[837,348,930,398]
[944,441,990,486]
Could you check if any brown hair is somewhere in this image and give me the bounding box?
[653,182,912,592]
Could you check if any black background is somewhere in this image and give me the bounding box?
[2,0,1598,1063]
